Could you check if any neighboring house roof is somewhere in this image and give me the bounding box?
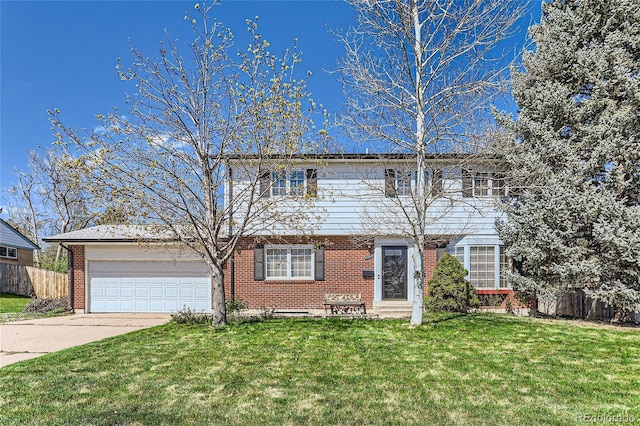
[44,225,174,243]
[0,218,40,250]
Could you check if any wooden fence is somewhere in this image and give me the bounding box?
[0,263,68,299]
[538,288,616,321]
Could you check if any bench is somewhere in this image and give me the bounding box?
[324,293,366,315]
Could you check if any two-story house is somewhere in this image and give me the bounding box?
[44,154,511,315]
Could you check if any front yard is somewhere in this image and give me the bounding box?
[0,293,31,322]
[1,314,639,425]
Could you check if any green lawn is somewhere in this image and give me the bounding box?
[0,293,31,313]
[1,314,639,425]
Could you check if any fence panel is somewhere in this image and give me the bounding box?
[0,263,68,298]
[538,288,615,321]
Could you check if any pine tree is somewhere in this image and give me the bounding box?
[496,0,640,321]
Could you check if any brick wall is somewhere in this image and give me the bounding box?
[69,245,85,310]
[225,236,438,310]
[0,248,34,267]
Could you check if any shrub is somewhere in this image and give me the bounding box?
[426,253,480,313]
[171,306,212,325]
[22,296,70,314]
[226,297,248,319]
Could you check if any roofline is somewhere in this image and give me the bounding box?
[42,237,160,243]
[0,218,40,250]
[223,153,502,162]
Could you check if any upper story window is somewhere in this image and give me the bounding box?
[0,246,18,259]
[462,170,506,198]
[260,169,317,198]
[385,168,443,197]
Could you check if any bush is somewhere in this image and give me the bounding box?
[226,297,248,319]
[22,296,70,314]
[426,253,480,313]
[171,306,212,325]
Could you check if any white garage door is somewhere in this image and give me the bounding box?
[89,261,211,313]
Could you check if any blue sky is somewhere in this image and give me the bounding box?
[1,0,540,207]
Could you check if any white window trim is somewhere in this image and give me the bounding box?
[0,245,18,259]
[270,169,306,197]
[265,245,314,280]
[464,171,506,198]
[453,244,511,290]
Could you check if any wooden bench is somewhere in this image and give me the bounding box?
[324,293,366,315]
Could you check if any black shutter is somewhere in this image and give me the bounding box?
[430,169,443,195]
[314,245,325,281]
[306,169,317,197]
[385,169,396,197]
[254,244,265,281]
[462,169,473,198]
[259,172,271,198]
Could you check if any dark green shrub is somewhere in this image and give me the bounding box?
[426,253,480,313]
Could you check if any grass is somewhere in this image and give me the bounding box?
[1,314,639,425]
[0,293,31,313]
[0,293,67,322]
[0,293,32,322]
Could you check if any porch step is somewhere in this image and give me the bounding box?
[373,301,413,319]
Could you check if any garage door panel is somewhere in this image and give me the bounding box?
[150,287,164,298]
[165,287,179,298]
[105,287,119,297]
[89,261,211,313]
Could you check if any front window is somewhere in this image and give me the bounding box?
[463,171,506,197]
[499,247,511,288]
[474,173,490,196]
[469,246,495,288]
[0,246,18,259]
[396,170,413,196]
[266,246,313,279]
[454,245,511,290]
[270,170,306,197]
[289,170,306,197]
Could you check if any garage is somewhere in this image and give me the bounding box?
[88,260,211,313]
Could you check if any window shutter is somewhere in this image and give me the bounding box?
[385,169,396,197]
[462,169,473,197]
[259,172,271,198]
[314,245,325,281]
[306,169,318,197]
[254,244,265,281]
[430,169,443,195]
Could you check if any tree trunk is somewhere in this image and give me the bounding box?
[410,0,425,326]
[210,262,227,326]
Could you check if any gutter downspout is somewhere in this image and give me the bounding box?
[228,166,235,299]
[59,243,74,312]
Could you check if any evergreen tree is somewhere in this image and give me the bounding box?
[496,0,640,321]
[426,253,479,313]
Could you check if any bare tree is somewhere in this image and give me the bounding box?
[337,0,525,324]
[49,2,326,326]
[4,148,96,269]
[4,169,43,266]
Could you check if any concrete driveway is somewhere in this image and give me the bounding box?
[0,313,171,367]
